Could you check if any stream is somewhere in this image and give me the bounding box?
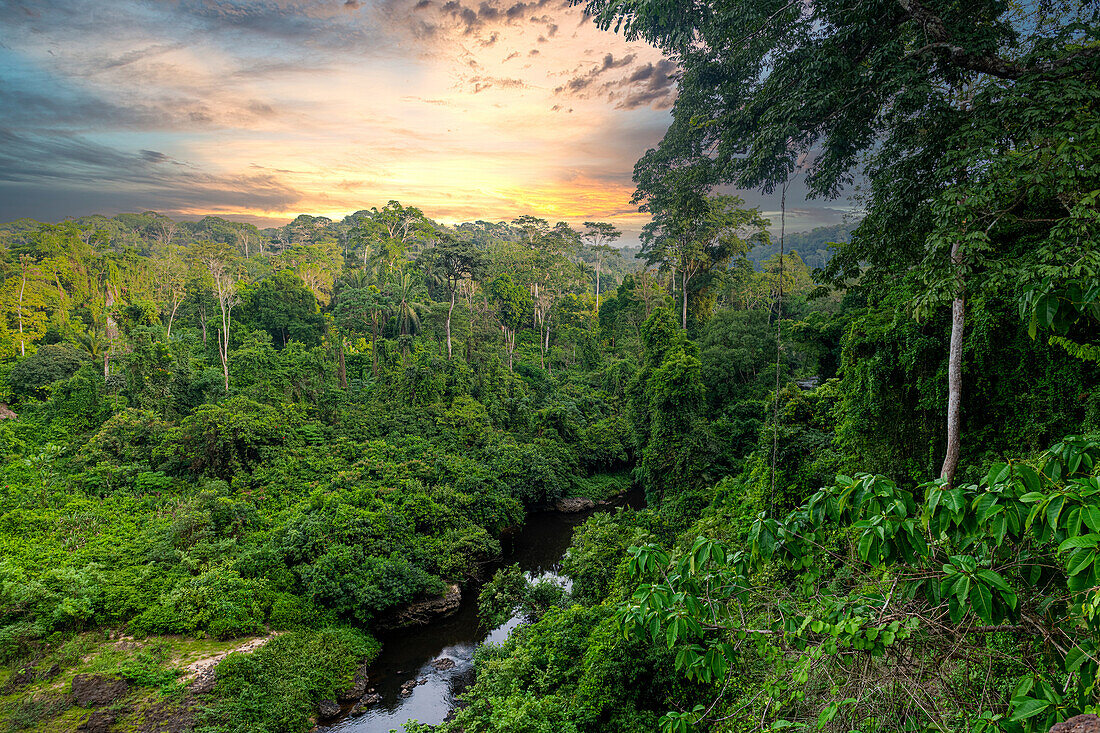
[317,491,643,733]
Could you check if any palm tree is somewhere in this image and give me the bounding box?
[393,270,423,338]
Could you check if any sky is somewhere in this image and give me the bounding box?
[0,0,856,243]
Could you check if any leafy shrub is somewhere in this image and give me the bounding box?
[158,396,290,479]
[80,408,169,467]
[198,627,380,733]
[9,345,87,400]
[297,545,445,624]
[130,567,272,639]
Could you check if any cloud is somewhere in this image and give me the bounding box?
[0,0,853,237]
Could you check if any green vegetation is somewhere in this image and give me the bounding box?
[1,3,1098,732]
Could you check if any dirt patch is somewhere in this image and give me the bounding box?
[180,633,280,686]
[70,674,129,707]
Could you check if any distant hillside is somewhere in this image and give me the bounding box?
[747,223,855,271]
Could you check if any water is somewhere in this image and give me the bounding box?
[319,493,643,733]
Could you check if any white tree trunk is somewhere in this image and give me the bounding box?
[940,240,966,488]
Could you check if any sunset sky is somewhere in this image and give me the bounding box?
[0,0,855,242]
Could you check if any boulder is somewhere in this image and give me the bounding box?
[339,663,372,701]
[554,497,596,513]
[378,584,462,630]
[349,693,382,716]
[318,699,341,720]
[1051,715,1100,733]
[189,669,217,695]
[77,711,116,733]
[71,674,129,707]
[431,657,456,671]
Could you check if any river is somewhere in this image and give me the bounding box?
[317,493,643,733]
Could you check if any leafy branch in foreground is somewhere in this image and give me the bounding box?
[621,437,1100,732]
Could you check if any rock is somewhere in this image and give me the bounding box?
[0,403,17,420]
[71,674,129,707]
[189,669,217,695]
[1051,715,1100,733]
[431,657,456,671]
[2,662,61,693]
[554,497,596,513]
[350,693,381,716]
[339,663,372,701]
[318,699,341,720]
[77,711,116,733]
[378,584,462,630]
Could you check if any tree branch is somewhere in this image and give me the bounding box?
[898,0,1099,80]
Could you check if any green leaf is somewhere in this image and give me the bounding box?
[1016,465,1041,493]
[1058,534,1100,552]
[1009,698,1051,721]
[970,582,993,623]
[1066,549,1096,577]
[1046,494,1066,530]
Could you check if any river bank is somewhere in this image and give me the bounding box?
[315,489,644,733]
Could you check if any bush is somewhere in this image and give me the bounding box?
[159,396,290,480]
[130,567,272,639]
[198,627,380,733]
[9,345,87,400]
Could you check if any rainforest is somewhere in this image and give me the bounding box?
[0,1,1099,733]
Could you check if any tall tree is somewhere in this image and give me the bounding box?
[423,233,487,360]
[582,0,1099,485]
[193,241,240,391]
[582,221,622,312]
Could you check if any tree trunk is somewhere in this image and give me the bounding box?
[596,258,601,312]
[446,287,455,360]
[337,339,347,388]
[17,274,25,357]
[218,328,229,391]
[105,286,117,379]
[166,298,180,339]
[682,270,689,329]
[371,321,379,378]
[940,240,966,489]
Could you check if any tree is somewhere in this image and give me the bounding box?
[582,0,1099,487]
[152,243,188,339]
[487,274,531,371]
[193,241,240,391]
[240,270,325,349]
[582,221,622,312]
[423,233,487,360]
[639,188,768,330]
[334,284,391,379]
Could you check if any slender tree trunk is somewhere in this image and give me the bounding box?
[105,286,117,378]
[166,298,180,339]
[371,321,379,378]
[446,286,455,360]
[596,258,601,312]
[218,328,229,391]
[940,239,966,489]
[337,338,347,388]
[682,270,689,329]
[17,274,25,357]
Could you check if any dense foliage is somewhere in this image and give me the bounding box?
[0,3,1097,732]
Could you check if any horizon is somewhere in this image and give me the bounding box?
[1,0,857,245]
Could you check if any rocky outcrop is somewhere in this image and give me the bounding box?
[400,677,428,696]
[71,674,129,707]
[318,699,341,720]
[338,663,372,701]
[554,497,596,513]
[1051,715,1100,733]
[378,584,462,630]
[77,711,117,733]
[349,692,382,716]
